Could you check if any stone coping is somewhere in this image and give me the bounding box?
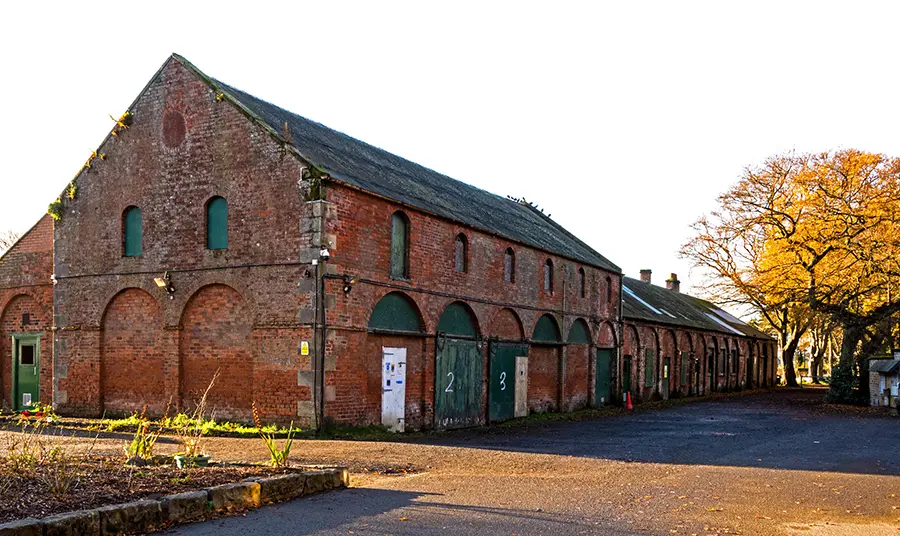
[0,467,349,536]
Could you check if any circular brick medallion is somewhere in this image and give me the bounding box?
[162,110,186,148]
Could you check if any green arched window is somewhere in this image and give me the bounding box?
[123,206,142,257]
[206,197,228,250]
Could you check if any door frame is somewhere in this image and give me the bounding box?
[11,334,41,410]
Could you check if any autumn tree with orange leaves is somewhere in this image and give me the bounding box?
[683,150,900,401]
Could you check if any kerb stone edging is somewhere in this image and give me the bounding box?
[0,467,348,536]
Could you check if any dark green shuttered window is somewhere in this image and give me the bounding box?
[644,348,655,387]
[206,197,228,250]
[368,292,423,332]
[567,319,591,344]
[390,211,410,279]
[532,314,562,343]
[680,351,689,386]
[123,206,142,257]
[437,302,478,336]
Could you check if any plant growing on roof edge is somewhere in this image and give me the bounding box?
[302,165,327,202]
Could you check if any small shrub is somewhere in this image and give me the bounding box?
[123,407,162,462]
[252,403,295,468]
[176,370,220,460]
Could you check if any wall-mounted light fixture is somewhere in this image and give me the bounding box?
[342,274,358,295]
[154,271,175,299]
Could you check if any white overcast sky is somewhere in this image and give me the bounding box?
[1,1,899,297]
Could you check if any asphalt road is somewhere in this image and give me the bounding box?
[167,389,900,535]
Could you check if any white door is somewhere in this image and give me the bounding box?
[514,356,528,418]
[381,347,407,432]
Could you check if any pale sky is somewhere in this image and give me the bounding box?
[2,1,899,297]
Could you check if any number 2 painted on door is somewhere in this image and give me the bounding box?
[499,371,507,391]
[445,372,454,393]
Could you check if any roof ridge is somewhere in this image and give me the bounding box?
[169,54,622,274]
[522,203,620,272]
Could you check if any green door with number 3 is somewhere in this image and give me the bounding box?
[489,342,527,423]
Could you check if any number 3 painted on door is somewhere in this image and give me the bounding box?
[499,371,507,391]
[445,372,454,393]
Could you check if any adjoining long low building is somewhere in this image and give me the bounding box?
[620,271,776,405]
[0,54,776,429]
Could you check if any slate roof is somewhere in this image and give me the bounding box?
[622,277,774,340]
[171,55,620,274]
[869,359,900,374]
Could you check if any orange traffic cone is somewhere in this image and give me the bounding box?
[626,392,633,410]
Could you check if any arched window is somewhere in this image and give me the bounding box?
[123,206,142,257]
[578,267,586,298]
[206,196,228,250]
[390,211,410,279]
[454,234,467,273]
[606,276,613,303]
[504,248,515,283]
[543,259,554,292]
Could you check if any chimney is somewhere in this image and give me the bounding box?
[666,273,681,293]
[639,269,652,283]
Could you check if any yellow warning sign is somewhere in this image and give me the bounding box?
[301,341,310,356]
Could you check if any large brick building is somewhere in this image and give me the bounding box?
[0,54,776,429]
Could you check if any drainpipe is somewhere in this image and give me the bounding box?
[617,274,624,404]
[315,246,330,432]
[559,265,568,412]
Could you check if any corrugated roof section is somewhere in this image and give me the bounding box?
[621,276,774,340]
[172,56,620,273]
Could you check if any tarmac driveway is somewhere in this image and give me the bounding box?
[169,388,900,535]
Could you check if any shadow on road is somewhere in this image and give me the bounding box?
[415,389,900,476]
[167,487,637,536]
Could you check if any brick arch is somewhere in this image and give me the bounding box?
[623,323,641,356]
[489,308,524,341]
[678,331,693,354]
[1,293,52,409]
[93,282,168,327]
[170,273,256,327]
[179,284,253,420]
[100,288,167,415]
[597,321,617,348]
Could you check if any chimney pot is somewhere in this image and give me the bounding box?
[639,269,652,283]
[666,273,681,293]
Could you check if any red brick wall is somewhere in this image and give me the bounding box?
[0,215,53,410]
[527,345,560,413]
[623,318,771,402]
[180,284,253,421]
[321,183,621,428]
[101,289,168,415]
[564,343,590,410]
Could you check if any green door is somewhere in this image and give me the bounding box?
[489,342,526,423]
[435,338,483,430]
[13,336,40,411]
[662,357,671,398]
[623,355,632,404]
[595,348,613,406]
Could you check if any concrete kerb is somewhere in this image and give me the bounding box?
[0,468,347,535]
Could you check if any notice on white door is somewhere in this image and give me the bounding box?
[381,347,407,432]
